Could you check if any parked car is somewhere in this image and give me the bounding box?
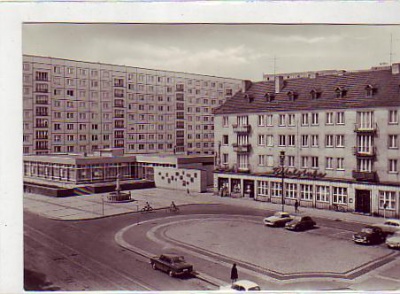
[220,280,261,291]
[150,253,193,277]
[371,219,400,235]
[285,216,316,231]
[386,231,400,249]
[352,226,386,245]
[263,211,294,227]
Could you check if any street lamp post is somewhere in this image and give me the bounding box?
[280,151,286,212]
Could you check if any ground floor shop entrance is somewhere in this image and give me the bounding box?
[243,180,255,198]
[355,189,371,214]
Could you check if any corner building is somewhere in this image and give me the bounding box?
[23,55,244,156]
[214,64,400,218]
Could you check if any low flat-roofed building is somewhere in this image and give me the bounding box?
[23,150,214,196]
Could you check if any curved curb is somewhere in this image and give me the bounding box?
[114,218,226,287]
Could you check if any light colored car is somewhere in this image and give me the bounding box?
[386,231,400,249]
[263,211,294,227]
[371,219,400,235]
[220,280,261,291]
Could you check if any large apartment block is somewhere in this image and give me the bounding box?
[23,55,244,156]
[214,64,400,218]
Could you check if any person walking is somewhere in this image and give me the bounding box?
[230,263,238,284]
[294,200,299,213]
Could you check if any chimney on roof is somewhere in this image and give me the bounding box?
[275,76,284,93]
[392,63,400,75]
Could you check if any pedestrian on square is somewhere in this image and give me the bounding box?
[294,200,300,213]
[230,263,238,284]
[187,188,190,195]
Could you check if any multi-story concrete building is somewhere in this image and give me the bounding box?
[23,55,244,156]
[214,64,400,218]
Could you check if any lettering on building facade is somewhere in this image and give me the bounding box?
[273,167,327,179]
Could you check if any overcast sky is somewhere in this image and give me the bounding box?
[23,24,400,81]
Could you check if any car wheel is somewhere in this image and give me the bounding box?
[168,270,174,277]
[152,263,157,270]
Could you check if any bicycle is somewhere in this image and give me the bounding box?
[332,204,347,212]
[169,205,180,213]
[141,203,153,212]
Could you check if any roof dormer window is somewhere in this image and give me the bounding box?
[335,87,347,98]
[310,89,322,100]
[365,84,377,97]
[265,93,275,102]
[287,91,298,101]
[244,93,254,103]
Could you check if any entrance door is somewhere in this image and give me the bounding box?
[243,180,255,198]
[355,189,371,214]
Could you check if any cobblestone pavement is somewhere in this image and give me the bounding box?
[24,188,400,290]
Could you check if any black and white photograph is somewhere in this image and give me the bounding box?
[2,2,400,293]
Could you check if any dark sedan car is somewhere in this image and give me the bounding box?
[352,226,386,245]
[150,254,194,277]
[285,216,316,231]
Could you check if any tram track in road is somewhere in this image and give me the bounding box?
[24,224,155,291]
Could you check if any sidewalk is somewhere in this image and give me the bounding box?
[24,187,387,225]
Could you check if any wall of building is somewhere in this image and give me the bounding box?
[23,55,244,156]
[154,167,207,192]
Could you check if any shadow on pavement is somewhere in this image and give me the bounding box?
[24,268,61,291]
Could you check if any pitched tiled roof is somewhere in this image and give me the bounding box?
[214,69,400,115]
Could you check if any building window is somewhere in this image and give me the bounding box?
[279,135,286,146]
[279,114,286,126]
[258,134,265,145]
[316,185,330,202]
[271,182,282,197]
[286,183,297,199]
[311,113,319,125]
[35,71,48,81]
[266,135,274,147]
[288,114,296,126]
[311,156,319,169]
[223,116,229,127]
[389,110,398,124]
[301,135,309,147]
[325,157,333,169]
[325,135,334,147]
[388,135,398,149]
[301,156,308,168]
[336,135,345,148]
[379,191,396,209]
[258,155,266,166]
[257,181,269,197]
[333,187,347,204]
[337,158,345,170]
[222,135,229,145]
[288,135,295,147]
[336,112,345,124]
[258,115,265,126]
[35,83,48,93]
[267,155,274,167]
[389,159,398,173]
[311,135,319,147]
[300,184,313,201]
[222,153,229,164]
[301,113,309,126]
[266,115,273,126]
[288,156,295,167]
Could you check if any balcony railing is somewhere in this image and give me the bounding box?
[354,123,378,133]
[232,124,251,133]
[232,143,251,153]
[237,165,251,173]
[353,146,376,157]
[352,170,378,182]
